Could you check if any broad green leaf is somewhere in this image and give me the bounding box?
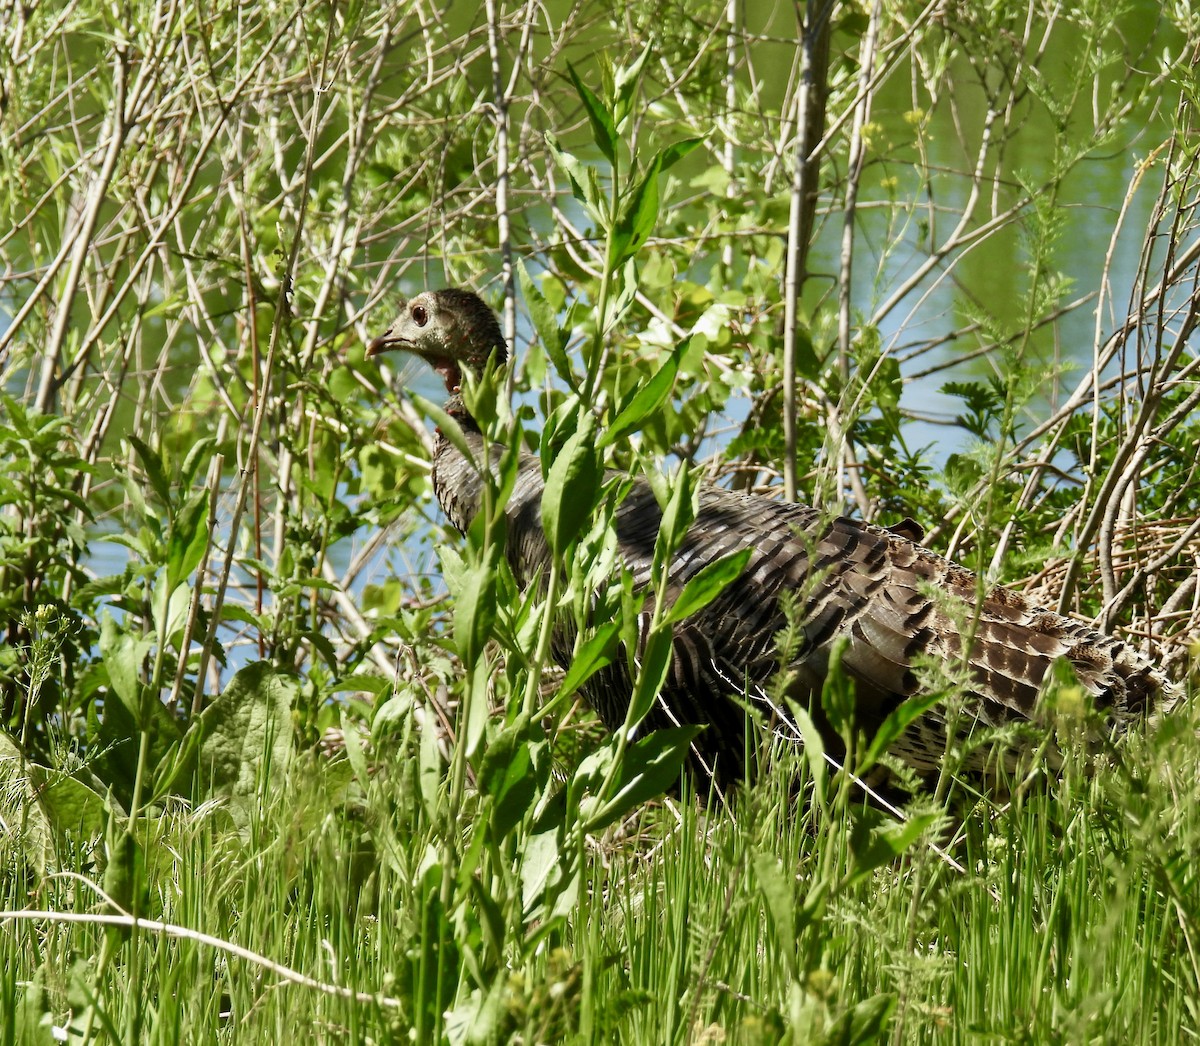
[181,436,215,488]
[846,809,937,888]
[611,141,699,265]
[411,391,477,466]
[417,699,444,825]
[819,635,856,742]
[579,726,699,833]
[545,132,604,216]
[127,435,172,508]
[541,411,601,557]
[518,262,574,388]
[657,137,702,173]
[451,545,500,666]
[99,614,147,717]
[625,624,674,728]
[784,697,828,804]
[0,732,53,873]
[166,489,210,590]
[566,63,617,163]
[613,45,651,128]
[521,825,565,913]
[664,547,752,626]
[151,576,191,645]
[652,466,696,573]
[556,619,621,699]
[826,993,898,1046]
[599,341,684,448]
[862,688,947,772]
[463,656,491,757]
[790,322,820,380]
[340,710,370,789]
[38,771,110,842]
[197,661,296,812]
[477,715,547,842]
[103,816,146,919]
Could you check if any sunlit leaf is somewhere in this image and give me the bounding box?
[566,63,617,163]
[664,547,752,626]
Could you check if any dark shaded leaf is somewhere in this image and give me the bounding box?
[847,808,936,887]
[827,993,897,1046]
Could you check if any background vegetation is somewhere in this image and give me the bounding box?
[1,0,1199,1040]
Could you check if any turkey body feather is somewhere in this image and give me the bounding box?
[431,419,1166,786]
[370,287,1172,789]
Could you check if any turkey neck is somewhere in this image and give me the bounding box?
[429,395,546,558]
[429,394,488,536]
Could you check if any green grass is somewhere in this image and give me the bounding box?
[5,694,1198,1043]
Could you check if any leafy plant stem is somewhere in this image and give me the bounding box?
[522,558,561,718]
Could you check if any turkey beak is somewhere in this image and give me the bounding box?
[366,329,403,357]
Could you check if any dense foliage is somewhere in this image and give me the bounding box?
[1,0,1198,1040]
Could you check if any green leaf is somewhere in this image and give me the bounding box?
[611,141,700,266]
[613,45,651,128]
[0,733,53,873]
[450,545,500,666]
[418,700,444,824]
[599,341,684,449]
[827,993,898,1046]
[626,624,674,729]
[567,63,617,163]
[556,619,621,699]
[862,688,947,772]
[541,411,602,557]
[521,824,571,915]
[411,391,477,466]
[167,490,210,590]
[819,635,856,742]
[790,323,820,381]
[545,132,604,216]
[478,716,548,842]
[784,697,828,804]
[657,136,702,173]
[579,726,699,833]
[340,710,370,789]
[518,262,574,388]
[846,809,937,888]
[38,771,110,842]
[664,547,752,626]
[103,816,146,919]
[99,614,148,719]
[752,851,798,980]
[652,466,696,574]
[127,435,172,508]
[197,661,296,814]
[151,576,191,644]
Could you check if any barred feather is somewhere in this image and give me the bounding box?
[370,288,1174,789]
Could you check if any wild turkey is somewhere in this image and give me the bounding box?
[368,287,1173,789]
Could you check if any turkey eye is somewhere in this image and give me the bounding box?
[412,304,428,326]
